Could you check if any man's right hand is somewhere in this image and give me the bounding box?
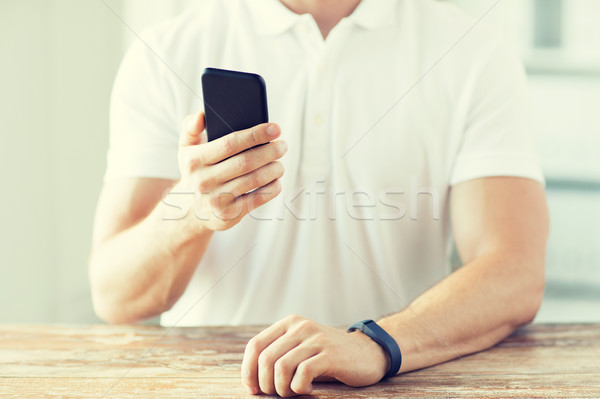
[90,111,286,323]
[173,112,287,232]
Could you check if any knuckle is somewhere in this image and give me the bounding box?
[274,359,289,378]
[258,351,273,368]
[286,314,302,323]
[184,155,200,175]
[208,195,221,209]
[311,332,328,345]
[196,177,211,192]
[237,153,253,172]
[296,319,314,333]
[272,161,285,177]
[249,194,268,209]
[297,362,311,378]
[245,337,260,355]
[246,170,261,188]
[219,191,236,204]
[219,137,235,156]
[249,127,259,146]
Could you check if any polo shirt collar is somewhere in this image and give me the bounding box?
[249,0,398,36]
[346,0,398,31]
[248,0,301,36]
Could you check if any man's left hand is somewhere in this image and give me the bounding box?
[241,314,390,397]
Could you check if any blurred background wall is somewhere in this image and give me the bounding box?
[0,0,598,324]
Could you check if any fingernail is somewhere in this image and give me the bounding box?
[267,124,280,137]
[244,385,258,395]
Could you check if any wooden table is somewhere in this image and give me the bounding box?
[1,324,599,398]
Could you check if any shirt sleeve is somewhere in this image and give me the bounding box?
[449,36,544,186]
[104,32,181,182]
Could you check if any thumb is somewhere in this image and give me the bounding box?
[180,112,207,146]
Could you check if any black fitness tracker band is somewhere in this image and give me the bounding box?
[347,319,402,379]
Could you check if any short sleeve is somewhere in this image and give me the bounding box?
[104,32,181,181]
[449,37,544,186]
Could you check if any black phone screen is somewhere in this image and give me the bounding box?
[201,68,269,142]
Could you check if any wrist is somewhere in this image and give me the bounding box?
[160,181,200,224]
[153,183,213,237]
[347,319,402,379]
[352,328,391,379]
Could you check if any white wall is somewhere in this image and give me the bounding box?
[1,2,55,323]
[0,0,124,323]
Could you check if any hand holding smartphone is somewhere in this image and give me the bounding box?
[179,67,284,229]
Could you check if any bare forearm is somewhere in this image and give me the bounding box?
[90,200,212,324]
[379,251,545,373]
[90,120,286,324]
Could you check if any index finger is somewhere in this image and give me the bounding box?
[203,123,281,165]
[241,315,295,394]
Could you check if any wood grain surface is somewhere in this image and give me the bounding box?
[1,324,599,398]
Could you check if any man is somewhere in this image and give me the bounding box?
[90,0,549,396]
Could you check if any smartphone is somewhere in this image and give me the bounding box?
[201,67,269,142]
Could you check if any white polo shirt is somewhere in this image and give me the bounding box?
[106,0,543,326]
